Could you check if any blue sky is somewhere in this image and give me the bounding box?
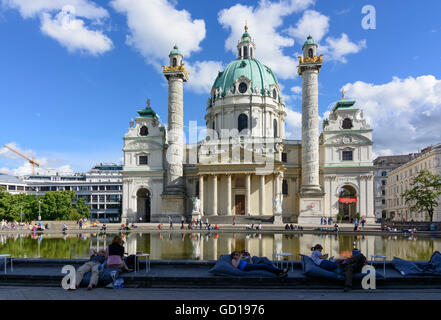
[1,0,441,175]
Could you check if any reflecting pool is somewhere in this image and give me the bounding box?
[0,232,440,261]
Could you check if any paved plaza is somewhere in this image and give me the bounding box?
[0,286,440,300]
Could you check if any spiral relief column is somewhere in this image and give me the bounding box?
[297,36,325,224]
[161,46,189,220]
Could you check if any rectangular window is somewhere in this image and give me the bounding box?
[8,185,16,191]
[342,151,353,161]
[139,155,148,165]
[282,180,288,195]
[282,153,287,163]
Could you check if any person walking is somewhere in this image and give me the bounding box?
[353,217,359,231]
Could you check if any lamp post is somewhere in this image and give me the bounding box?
[38,200,41,221]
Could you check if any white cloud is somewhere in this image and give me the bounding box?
[110,0,206,66]
[285,107,302,139]
[3,1,113,55]
[2,0,108,20]
[218,0,315,80]
[0,143,74,176]
[40,6,113,55]
[185,60,224,94]
[321,33,366,63]
[341,75,441,156]
[286,10,329,42]
[285,9,365,64]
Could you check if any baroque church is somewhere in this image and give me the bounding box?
[121,27,375,224]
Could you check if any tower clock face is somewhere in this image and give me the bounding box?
[238,82,248,93]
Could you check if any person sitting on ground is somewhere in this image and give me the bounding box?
[62,224,68,232]
[71,248,106,290]
[341,249,368,292]
[230,251,288,277]
[101,223,107,231]
[285,224,290,230]
[310,244,341,272]
[105,235,133,272]
[333,223,339,232]
[290,224,295,230]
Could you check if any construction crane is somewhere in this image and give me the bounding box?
[3,144,40,175]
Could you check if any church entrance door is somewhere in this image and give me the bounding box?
[137,188,151,222]
[235,195,245,215]
[338,185,357,222]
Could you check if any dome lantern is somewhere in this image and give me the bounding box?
[237,23,256,59]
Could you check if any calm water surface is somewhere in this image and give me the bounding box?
[1,232,440,261]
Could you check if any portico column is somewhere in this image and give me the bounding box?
[245,174,251,216]
[213,174,218,216]
[260,175,265,215]
[226,174,232,216]
[199,175,204,215]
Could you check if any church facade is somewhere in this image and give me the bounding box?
[121,29,375,224]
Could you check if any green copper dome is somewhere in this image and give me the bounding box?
[212,58,279,97]
[169,45,182,56]
[303,35,316,48]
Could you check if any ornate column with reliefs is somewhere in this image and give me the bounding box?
[161,46,189,219]
[297,36,325,224]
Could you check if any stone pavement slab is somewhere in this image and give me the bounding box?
[0,286,441,300]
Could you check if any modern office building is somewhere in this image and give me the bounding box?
[0,163,123,222]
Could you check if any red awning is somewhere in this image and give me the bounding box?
[339,197,358,203]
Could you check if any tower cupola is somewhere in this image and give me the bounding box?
[302,35,318,59]
[169,45,183,67]
[237,24,256,59]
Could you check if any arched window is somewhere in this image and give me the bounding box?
[342,118,353,129]
[238,114,248,132]
[250,47,253,58]
[243,46,248,59]
[140,126,148,136]
[272,89,277,99]
[308,48,313,58]
[381,171,387,177]
[273,119,278,138]
[172,58,177,67]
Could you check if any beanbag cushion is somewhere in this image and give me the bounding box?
[208,254,278,277]
[300,254,341,280]
[392,251,441,276]
[300,254,381,280]
[79,267,120,287]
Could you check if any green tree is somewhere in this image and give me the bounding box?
[73,197,90,218]
[402,169,441,222]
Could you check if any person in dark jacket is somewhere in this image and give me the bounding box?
[341,249,368,292]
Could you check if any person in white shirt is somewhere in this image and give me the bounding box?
[311,244,340,271]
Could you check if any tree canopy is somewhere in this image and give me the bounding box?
[402,169,441,222]
[0,188,90,221]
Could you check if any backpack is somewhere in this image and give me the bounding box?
[125,254,137,270]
